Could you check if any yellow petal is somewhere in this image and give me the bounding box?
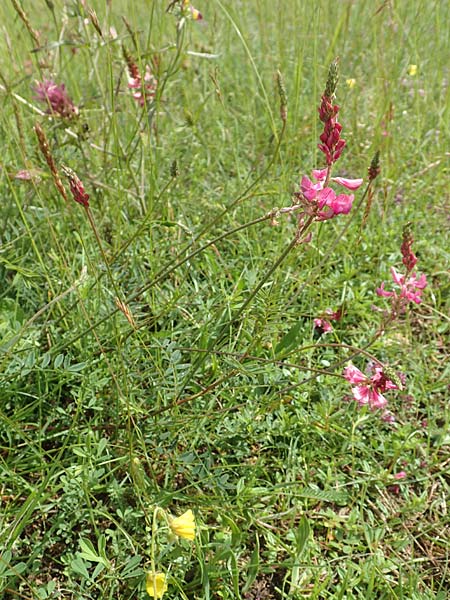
[169,509,196,540]
[146,572,168,599]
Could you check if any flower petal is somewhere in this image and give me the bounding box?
[331,176,363,190]
[329,193,354,214]
[312,168,328,182]
[344,365,366,384]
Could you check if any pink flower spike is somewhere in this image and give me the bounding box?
[393,471,407,480]
[344,365,366,384]
[331,177,363,190]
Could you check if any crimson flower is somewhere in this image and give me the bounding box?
[34,80,78,118]
[61,166,89,208]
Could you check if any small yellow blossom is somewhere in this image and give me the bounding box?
[146,572,168,599]
[169,509,196,540]
[408,64,417,76]
[346,78,356,89]
[182,0,203,20]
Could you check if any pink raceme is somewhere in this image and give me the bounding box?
[376,267,427,306]
[34,80,78,118]
[295,170,362,221]
[343,364,399,412]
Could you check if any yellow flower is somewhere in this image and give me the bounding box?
[346,78,356,89]
[169,509,196,540]
[408,64,417,76]
[146,572,168,599]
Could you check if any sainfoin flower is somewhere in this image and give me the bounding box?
[128,65,158,107]
[61,165,90,208]
[344,364,398,411]
[376,224,427,314]
[376,268,427,305]
[169,509,196,540]
[33,80,78,118]
[314,307,342,334]
[313,318,333,334]
[295,169,363,221]
[146,572,168,599]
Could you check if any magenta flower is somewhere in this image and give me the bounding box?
[393,471,407,480]
[313,307,342,334]
[34,80,78,118]
[313,318,333,334]
[343,364,398,412]
[296,170,362,221]
[376,267,427,306]
[376,225,428,317]
[312,168,363,190]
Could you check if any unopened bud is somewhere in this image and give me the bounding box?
[383,367,404,391]
[368,150,381,181]
[276,70,288,123]
[170,160,179,178]
[324,57,339,100]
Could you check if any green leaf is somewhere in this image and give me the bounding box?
[71,557,90,580]
[0,551,12,576]
[295,515,310,555]
[242,534,260,594]
[275,322,302,355]
[121,555,143,578]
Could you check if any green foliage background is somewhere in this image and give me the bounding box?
[0,1,448,598]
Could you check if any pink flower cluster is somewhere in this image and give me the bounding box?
[34,80,78,118]
[128,65,158,107]
[313,308,343,334]
[344,364,398,412]
[295,168,363,221]
[376,226,427,312]
[376,268,427,306]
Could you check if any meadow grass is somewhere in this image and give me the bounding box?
[0,1,449,598]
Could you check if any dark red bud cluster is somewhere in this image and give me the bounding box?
[318,95,339,123]
[69,178,90,208]
[401,229,418,272]
[317,98,346,166]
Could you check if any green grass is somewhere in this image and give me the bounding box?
[0,1,449,599]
